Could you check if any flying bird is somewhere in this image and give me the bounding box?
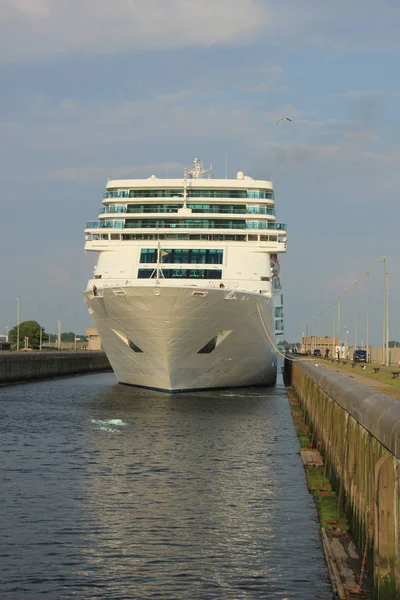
[276,117,292,125]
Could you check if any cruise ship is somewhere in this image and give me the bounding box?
[83,159,287,392]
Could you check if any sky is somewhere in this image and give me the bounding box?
[1,0,400,344]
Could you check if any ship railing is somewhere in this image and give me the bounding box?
[86,221,286,232]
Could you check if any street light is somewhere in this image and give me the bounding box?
[16,296,20,351]
[354,280,358,351]
[331,300,335,357]
[39,299,43,352]
[378,257,389,366]
[344,288,348,358]
[365,270,370,362]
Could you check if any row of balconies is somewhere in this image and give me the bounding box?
[99,205,276,216]
[86,220,287,231]
[103,190,275,199]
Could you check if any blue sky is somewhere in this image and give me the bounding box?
[1,0,400,343]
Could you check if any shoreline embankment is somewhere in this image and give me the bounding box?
[0,351,112,385]
[285,356,400,599]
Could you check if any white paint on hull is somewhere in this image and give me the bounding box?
[84,286,277,392]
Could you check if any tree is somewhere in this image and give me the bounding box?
[9,320,45,349]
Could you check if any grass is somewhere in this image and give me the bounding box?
[305,466,349,531]
[306,358,400,397]
[287,389,349,531]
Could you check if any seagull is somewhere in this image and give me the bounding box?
[276,117,292,125]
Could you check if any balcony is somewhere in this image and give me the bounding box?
[99,205,276,216]
[86,220,286,231]
[103,190,275,200]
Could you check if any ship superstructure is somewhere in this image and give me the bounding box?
[84,159,287,392]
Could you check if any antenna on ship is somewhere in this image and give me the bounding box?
[183,167,187,209]
[188,158,213,179]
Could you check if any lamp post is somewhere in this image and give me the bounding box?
[379,257,389,366]
[386,266,389,366]
[365,270,370,362]
[331,300,335,357]
[337,295,341,356]
[312,316,316,353]
[39,300,43,352]
[16,296,20,351]
[344,288,348,359]
[354,280,358,351]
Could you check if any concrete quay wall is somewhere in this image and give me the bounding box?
[285,358,400,599]
[0,351,111,385]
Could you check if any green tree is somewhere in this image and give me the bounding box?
[9,320,45,349]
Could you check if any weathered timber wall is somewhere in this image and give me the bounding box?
[286,358,400,599]
[0,351,111,385]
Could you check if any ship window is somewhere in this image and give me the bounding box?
[110,234,120,240]
[248,235,258,241]
[140,249,223,265]
[125,218,246,230]
[137,269,222,279]
[121,233,247,242]
[122,189,274,200]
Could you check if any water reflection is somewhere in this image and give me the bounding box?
[0,374,331,599]
[75,379,331,599]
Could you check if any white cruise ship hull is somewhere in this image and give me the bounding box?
[84,286,277,392]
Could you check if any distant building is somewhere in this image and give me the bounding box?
[301,336,340,355]
[86,327,102,351]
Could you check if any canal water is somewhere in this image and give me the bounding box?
[0,373,332,599]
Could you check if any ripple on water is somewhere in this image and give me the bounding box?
[0,373,332,599]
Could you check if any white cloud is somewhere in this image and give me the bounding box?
[1,0,269,62]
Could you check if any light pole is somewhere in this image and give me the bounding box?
[337,295,341,356]
[365,270,370,362]
[312,316,316,353]
[331,300,335,357]
[16,296,20,351]
[378,257,389,366]
[344,288,348,359]
[386,266,389,366]
[39,299,43,352]
[74,307,78,352]
[354,280,358,351]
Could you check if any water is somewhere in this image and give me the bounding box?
[0,373,332,599]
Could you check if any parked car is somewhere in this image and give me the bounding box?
[353,349,367,362]
[313,348,322,357]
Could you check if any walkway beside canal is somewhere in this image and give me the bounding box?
[306,357,400,399]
